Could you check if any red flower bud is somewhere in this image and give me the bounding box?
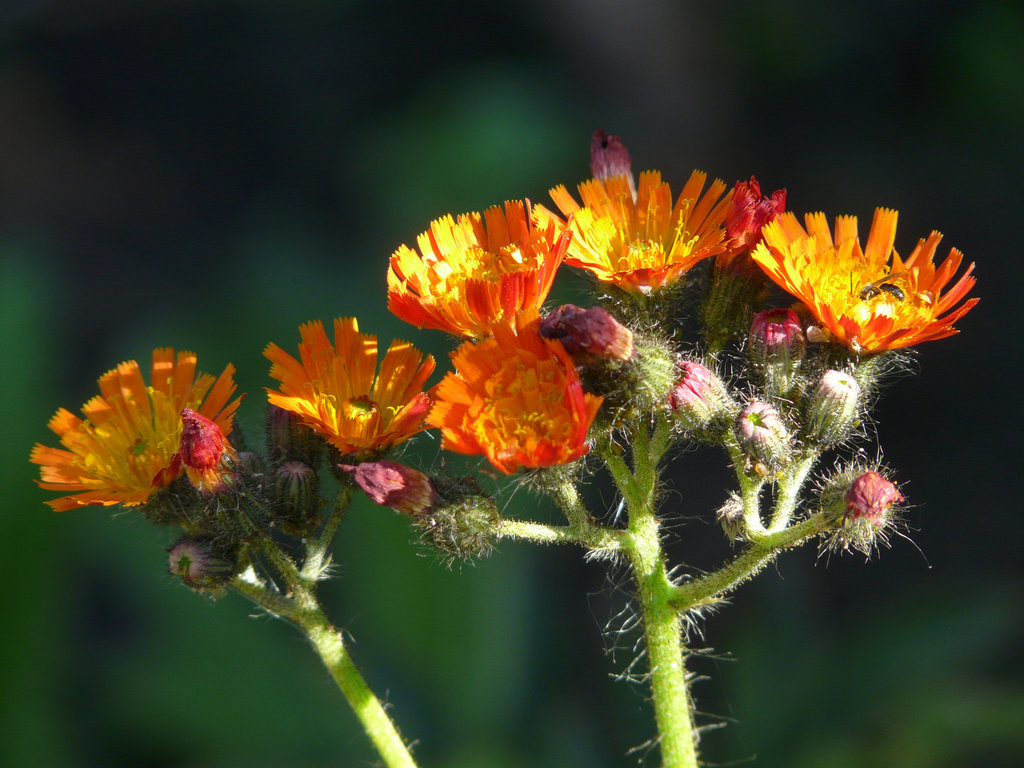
[669,360,733,432]
[179,408,238,494]
[341,460,435,516]
[726,177,787,254]
[750,308,804,355]
[749,308,806,395]
[590,129,636,201]
[845,471,903,526]
[539,304,634,362]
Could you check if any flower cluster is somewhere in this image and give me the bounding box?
[32,129,978,562]
[29,129,980,768]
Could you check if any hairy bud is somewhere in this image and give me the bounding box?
[669,360,734,435]
[272,460,324,536]
[266,405,323,467]
[819,467,903,556]
[749,308,805,396]
[411,476,499,562]
[168,537,238,593]
[804,369,861,445]
[716,493,746,541]
[735,400,790,470]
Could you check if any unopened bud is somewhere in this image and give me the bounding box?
[590,129,636,202]
[804,369,861,445]
[735,400,789,470]
[725,177,787,256]
[272,461,323,536]
[266,405,323,467]
[414,476,499,562]
[540,304,634,362]
[168,537,237,592]
[845,471,903,527]
[179,409,238,494]
[341,460,435,516]
[749,308,805,395]
[669,360,733,434]
[819,467,903,556]
[716,493,745,541]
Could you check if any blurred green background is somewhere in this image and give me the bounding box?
[3,2,1021,767]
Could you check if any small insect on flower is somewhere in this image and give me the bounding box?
[858,271,907,301]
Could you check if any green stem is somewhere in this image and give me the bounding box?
[302,481,353,582]
[668,513,827,611]
[768,451,817,532]
[723,432,766,534]
[603,431,699,768]
[496,518,623,551]
[231,570,420,768]
[294,603,419,768]
[548,474,592,529]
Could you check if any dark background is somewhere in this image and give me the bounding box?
[4,2,1021,767]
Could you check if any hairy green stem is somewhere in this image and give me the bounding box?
[668,513,828,611]
[294,602,419,768]
[769,452,817,531]
[496,518,623,551]
[302,481,353,581]
[604,430,699,768]
[232,551,420,768]
[723,432,766,534]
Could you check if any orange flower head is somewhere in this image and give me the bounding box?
[534,169,730,293]
[31,349,242,511]
[428,314,603,474]
[752,208,978,353]
[388,200,570,338]
[265,318,435,457]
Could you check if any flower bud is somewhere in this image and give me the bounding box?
[266,404,323,467]
[669,360,734,434]
[179,409,238,494]
[725,177,787,256]
[804,369,861,445]
[340,460,435,516]
[818,467,903,556]
[735,400,789,470]
[168,537,237,592]
[540,304,634,362]
[716,493,745,542]
[411,475,499,562]
[590,129,636,201]
[749,308,805,395]
[272,460,323,536]
[845,471,903,527]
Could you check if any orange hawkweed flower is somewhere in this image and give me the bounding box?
[265,318,435,457]
[388,200,570,338]
[752,208,978,353]
[428,315,603,474]
[31,350,242,511]
[534,170,730,293]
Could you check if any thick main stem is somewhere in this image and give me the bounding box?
[606,431,699,768]
[628,506,699,768]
